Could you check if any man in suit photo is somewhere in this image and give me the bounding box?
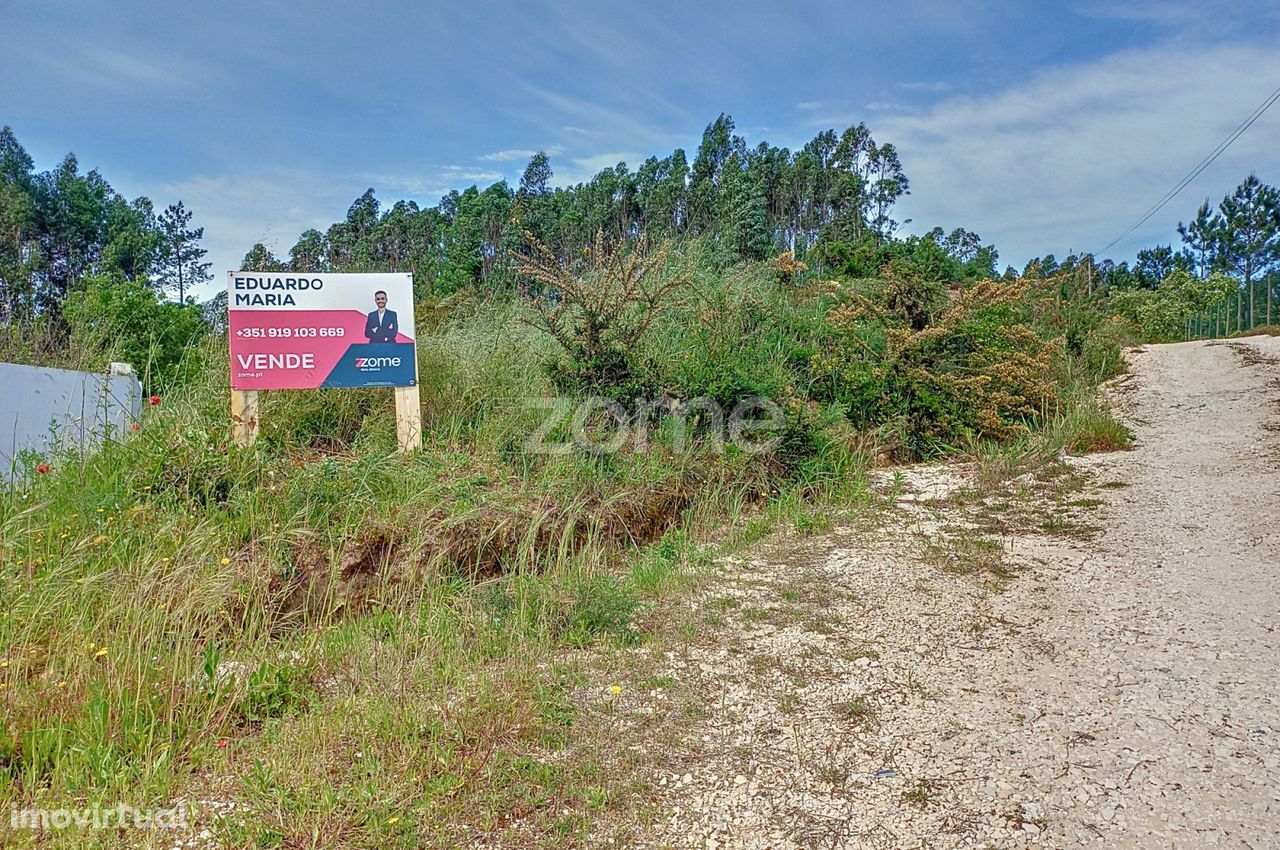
[364,290,399,343]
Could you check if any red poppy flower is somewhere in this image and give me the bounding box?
[37,464,50,474]
[149,395,161,406]
[130,423,141,431]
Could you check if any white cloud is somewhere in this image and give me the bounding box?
[897,81,951,93]
[438,165,504,182]
[876,42,1280,267]
[355,173,452,198]
[522,84,676,152]
[10,41,211,94]
[478,146,566,163]
[556,152,644,186]
[362,166,505,195]
[478,149,540,162]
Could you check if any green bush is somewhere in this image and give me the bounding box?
[1106,270,1235,342]
[1081,324,1127,383]
[644,266,825,402]
[63,272,208,389]
[516,232,687,399]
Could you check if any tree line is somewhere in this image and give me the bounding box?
[0,127,213,325]
[3,115,1276,349]
[239,114,936,295]
[1016,175,1280,337]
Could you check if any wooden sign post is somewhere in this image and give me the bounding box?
[227,271,421,453]
[394,385,423,453]
[231,389,259,447]
[232,386,419,452]
[392,293,423,454]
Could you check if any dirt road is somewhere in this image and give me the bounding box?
[629,337,1280,849]
[964,336,1280,848]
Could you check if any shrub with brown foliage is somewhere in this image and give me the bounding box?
[816,278,1064,454]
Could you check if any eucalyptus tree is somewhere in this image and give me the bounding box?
[688,114,745,235]
[37,154,115,307]
[240,243,285,272]
[287,229,327,272]
[514,152,558,248]
[634,150,688,238]
[1,126,181,319]
[0,127,39,321]
[103,196,163,282]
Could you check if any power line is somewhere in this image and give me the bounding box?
[1096,80,1280,257]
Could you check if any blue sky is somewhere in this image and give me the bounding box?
[3,0,1278,293]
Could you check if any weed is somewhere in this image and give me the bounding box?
[241,660,315,723]
[901,780,935,807]
[1060,406,1133,454]
[534,679,577,730]
[564,575,640,647]
[804,617,836,636]
[836,697,873,723]
[817,763,848,785]
[793,512,832,535]
[681,700,707,721]
[841,646,880,662]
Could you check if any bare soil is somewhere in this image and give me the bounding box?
[614,337,1280,849]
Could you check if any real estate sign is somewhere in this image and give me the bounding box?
[228,272,416,390]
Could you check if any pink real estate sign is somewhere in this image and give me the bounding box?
[227,272,416,390]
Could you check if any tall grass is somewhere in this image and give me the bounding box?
[1,253,1124,846]
[1,281,872,847]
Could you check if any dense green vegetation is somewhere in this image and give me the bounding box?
[0,126,209,385]
[0,114,1272,846]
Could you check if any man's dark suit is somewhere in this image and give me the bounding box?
[364,309,399,343]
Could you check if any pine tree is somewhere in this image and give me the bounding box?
[1216,175,1280,331]
[1177,200,1220,280]
[158,201,211,302]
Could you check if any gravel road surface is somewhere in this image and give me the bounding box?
[632,337,1280,849]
